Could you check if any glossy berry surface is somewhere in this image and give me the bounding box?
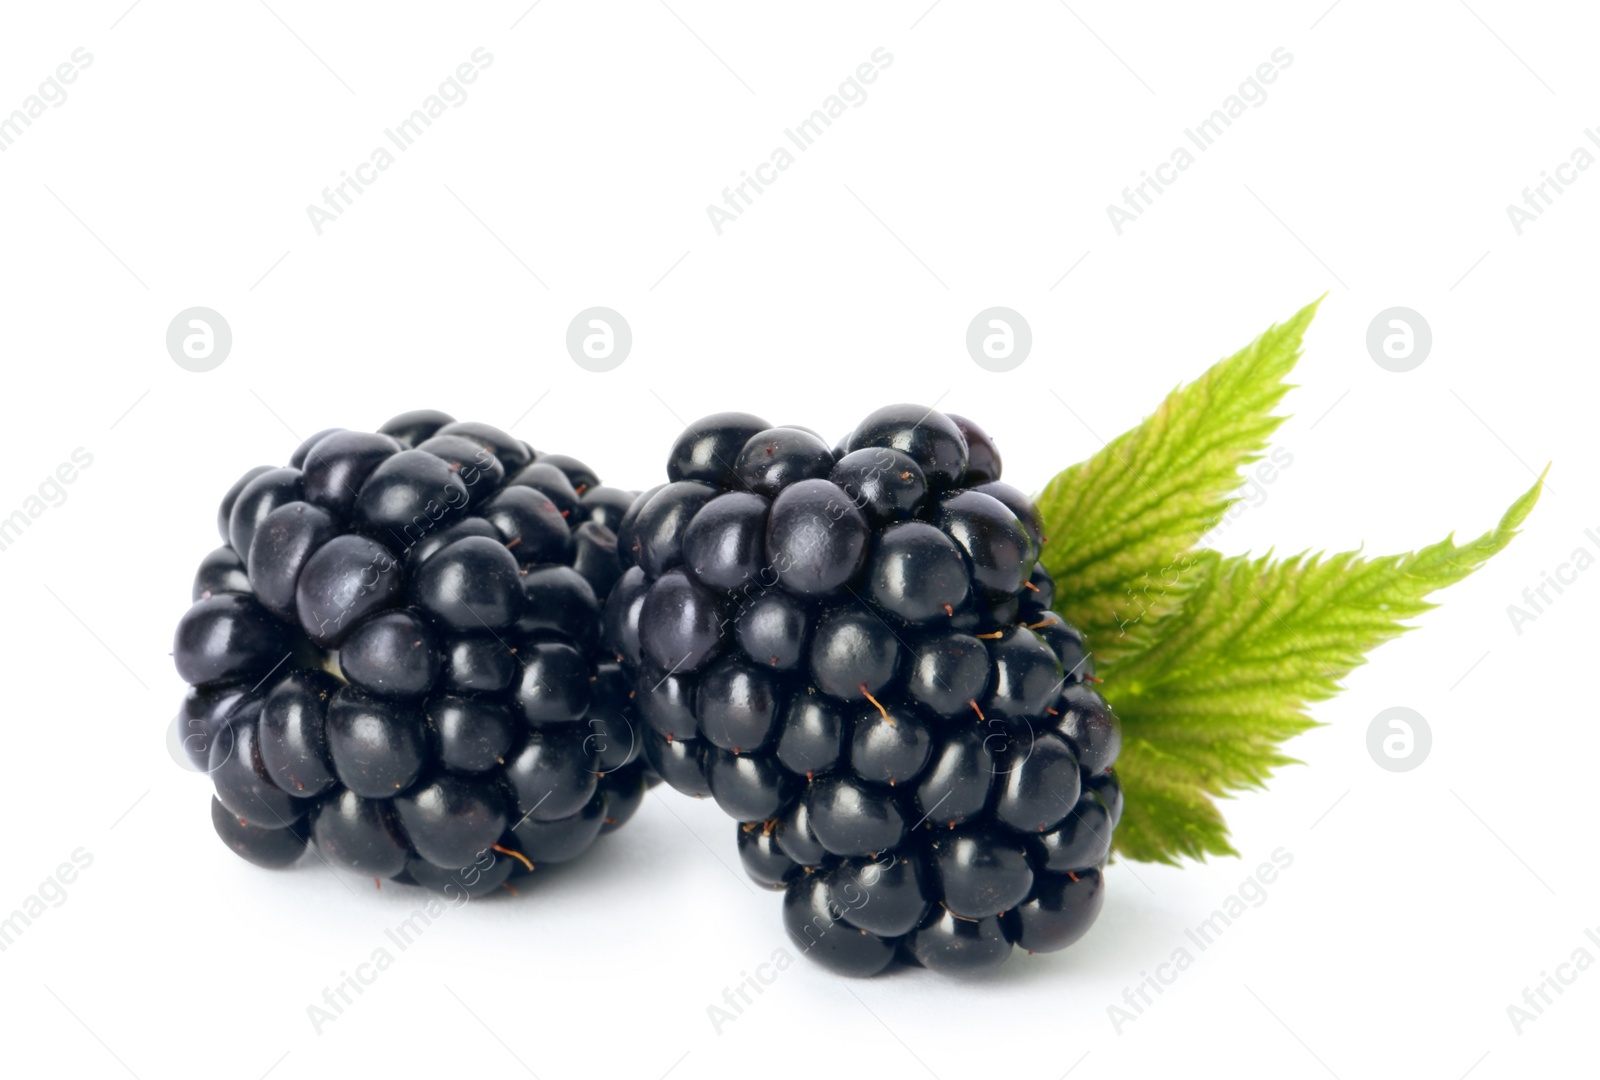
[172,410,651,898]
[607,405,1120,977]
[782,872,898,978]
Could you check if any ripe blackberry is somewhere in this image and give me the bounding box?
[607,406,1120,976]
[171,411,649,897]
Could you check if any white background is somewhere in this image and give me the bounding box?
[0,1,1593,1077]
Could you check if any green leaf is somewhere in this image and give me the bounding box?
[1035,298,1320,667]
[1033,300,1547,863]
[1093,469,1546,864]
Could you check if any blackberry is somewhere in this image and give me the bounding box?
[171,411,649,898]
[607,406,1120,976]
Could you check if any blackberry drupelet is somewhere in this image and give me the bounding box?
[607,406,1119,976]
[171,410,650,897]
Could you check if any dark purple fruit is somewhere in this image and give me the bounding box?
[735,428,835,496]
[506,462,581,520]
[640,729,711,798]
[930,827,1033,920]
[1035,792,1113,873]
[828,448,927,526]
[441,636,519,694]
[433,420,531,471]
[394,773,509,869]
[937,490,1032,595]
[783,873,897,977]
[211,796,310,869]
[847,405,968,489]
[1022,564,1056,613]
[534,453,601,494]
[906,633,991,718]
[405,850,516,897]
[210,708,305,828]
[228,467,303,559]
[1005,867,1105,953]
[681,492,769,589]
[325,687,430,798]
[259,669,340,798]
[973,481,1043,554]
[738,821,799,889]
[479,486,571,565]
[734,590,809,671]
[808,608,901,700]
[630,481,718,578]
[246,502,339,619]
[301,431,402,518]
[914,724,995,829]
[849,704,933,787]
[312,789,411,878]
[602,566,649,669]
[774,799,828,866]
[412,535,523,632]
[586,665,640,772]
[294,534,403,647]
[806,775,906,856]
[1057,684,1121,774]
[667,412,770,488]
[352,449,470,547]
[698,660,781,753]
[377,408,455,449]
[994,733,1080,834]
[217,465,273,543]
[775,695,846,779]
[908,908,1012,974]
[1088,771,1123,827]
[707,750,797,822]
[429,694,519,773]
[985,627,1064,721]
[515,641,592,723]
[173,593,293,686]
[765,480,869,598]
[947,414,1001,485]
[514,566,600,650]
[509,793,606,863]
[638,667,698,740]
[571,521,622,600]
[340,610,441,698]
[193,546,251,602]
[637,569,724,672]
[580,486,636,532]
[416,434,506,507]
[505,726,599,822]
[867,522,970,624]
[829,851,930,937]
[600,766,649,832]
[176,683,257,772]
[403,518,502,573]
